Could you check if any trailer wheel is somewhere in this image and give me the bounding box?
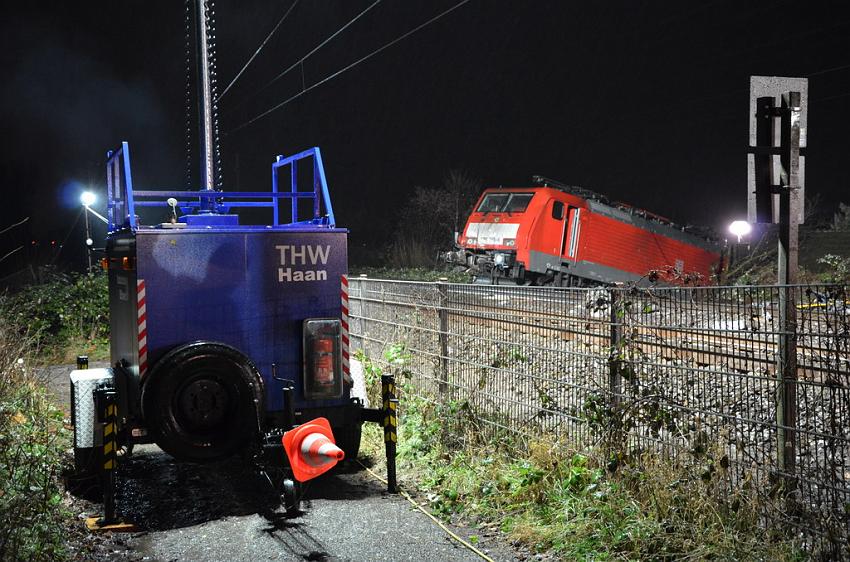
[333,422,362,461]
[143,342,260,462]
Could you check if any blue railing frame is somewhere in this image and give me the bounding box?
[106,141,137,232]
[272,147,336,227]
[105,143,336,231]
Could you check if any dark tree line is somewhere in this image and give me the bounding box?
[387,170,481,267]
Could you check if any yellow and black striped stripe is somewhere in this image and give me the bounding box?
[103,403,117,471]
[382,378,398,444]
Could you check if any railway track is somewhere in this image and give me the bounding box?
[350,283,850,382]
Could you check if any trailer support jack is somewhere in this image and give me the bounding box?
[86,387,136,532]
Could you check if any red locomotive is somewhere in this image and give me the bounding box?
[444,177,722,285]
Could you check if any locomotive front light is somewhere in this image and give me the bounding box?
[303,319,343,400]
[504,238,516,247]
[466,237,477,246]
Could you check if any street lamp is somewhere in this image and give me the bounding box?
[728,220,752,243]
[80,191,106,271]
[81,191,96,207]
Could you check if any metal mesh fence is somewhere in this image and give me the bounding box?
[348,278,849,556]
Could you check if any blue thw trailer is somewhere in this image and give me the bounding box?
[69,143,393,522]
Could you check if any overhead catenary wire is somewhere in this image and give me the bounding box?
[227,0,383,112]
[229,0,473,133]
[219,0,300,100]
[805,61,850,78]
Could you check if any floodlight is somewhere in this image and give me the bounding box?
[729,220,752,243]
[81,191,96,207]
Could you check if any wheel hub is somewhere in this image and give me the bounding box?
[178,378,229,429]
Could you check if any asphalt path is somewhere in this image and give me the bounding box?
[43,363,520,562]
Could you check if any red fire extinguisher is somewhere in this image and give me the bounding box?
[312,336,334,387]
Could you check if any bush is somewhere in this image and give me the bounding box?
[386,171,481,268]
[0,271,108,356]
[0,323,70,561]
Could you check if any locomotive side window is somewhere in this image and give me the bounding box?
[476,192,534,213]
[552,201,565,220]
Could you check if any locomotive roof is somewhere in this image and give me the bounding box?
[486,175,719,244]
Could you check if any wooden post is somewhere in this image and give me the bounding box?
[776,91,801,484]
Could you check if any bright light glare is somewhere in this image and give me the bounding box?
[729,220,752,242]
[80,191,96,206]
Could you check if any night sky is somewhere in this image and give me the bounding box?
[2,1,849,275]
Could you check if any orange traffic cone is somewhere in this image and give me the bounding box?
[282,417,345,482]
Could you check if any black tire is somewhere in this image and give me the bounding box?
[333,423,362,461]
[142,342,260,462]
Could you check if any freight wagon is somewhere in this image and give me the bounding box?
[444,176,722,286]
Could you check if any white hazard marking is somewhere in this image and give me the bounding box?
[137,279,148,378]
[341,275,352,384]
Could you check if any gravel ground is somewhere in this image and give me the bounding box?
[43,363,521,562]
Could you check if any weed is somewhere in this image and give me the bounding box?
[0,321,71,561]
[358,349,804,560]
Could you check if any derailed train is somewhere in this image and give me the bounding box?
[444,177,723,286]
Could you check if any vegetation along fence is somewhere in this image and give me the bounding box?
[347,278,849,557]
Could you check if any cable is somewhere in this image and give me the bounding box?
[0,246,24,265]
[230,0,473,133]
[0,216,29,236]
[227,0,383,112]
[219,0,300,100]
[805,61,850,78]
[356,459,495,562]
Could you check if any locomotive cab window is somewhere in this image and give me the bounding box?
[552,201,565,220]
[477,192,533,213]
[477,194,509,212]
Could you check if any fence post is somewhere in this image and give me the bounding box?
[776,285,798,489]
[609,288,622,407]
[437,281,448,394]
